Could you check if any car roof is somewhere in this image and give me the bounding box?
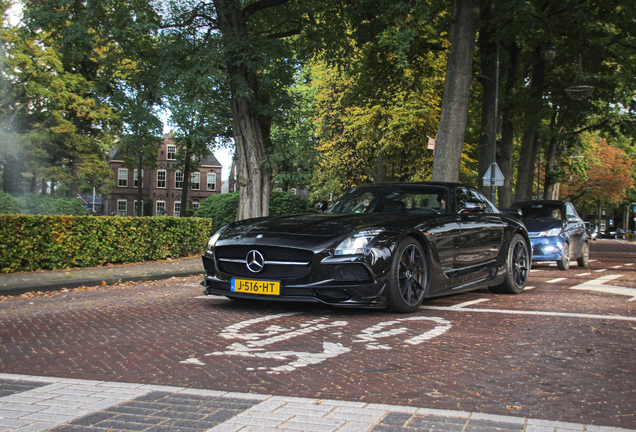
[512,200,568,206]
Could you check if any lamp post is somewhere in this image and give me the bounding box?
[487,16,557,203]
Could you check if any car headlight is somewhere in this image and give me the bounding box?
[206,226,227,251]
[537,228,561,237]
[335,229,383,256]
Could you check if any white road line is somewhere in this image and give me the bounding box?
[595,269,607,272]
[447,299,491,309]
[625,263,634,266]
[420,306,636,321]
[570,274,636,301]
[547,278,567,284]
[589,260,598,263]
[576,273,591,276]
[612,265,623,269]
[524,286,535,290]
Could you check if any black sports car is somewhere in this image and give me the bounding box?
[202,182,531,313]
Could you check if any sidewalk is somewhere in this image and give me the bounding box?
[0,256,204,297]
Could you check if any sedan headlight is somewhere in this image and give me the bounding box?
[536,228,561,237]
[335,229,383,256]
[206,226,227,251]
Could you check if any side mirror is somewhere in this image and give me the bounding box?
[460,200,486,214]
[499,207,522,218]
[567,216,579,224]
[316,201,329,213]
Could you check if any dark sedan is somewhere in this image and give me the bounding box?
[202,183,532,313]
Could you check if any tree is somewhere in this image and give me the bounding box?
[430,0,481,183]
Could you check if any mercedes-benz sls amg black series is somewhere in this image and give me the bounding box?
[201,182,531,313]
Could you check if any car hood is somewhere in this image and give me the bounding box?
[522,218,563,234]
[217,213,421,242]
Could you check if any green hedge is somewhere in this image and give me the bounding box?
[195,190,314,232]
[0,215,213,273]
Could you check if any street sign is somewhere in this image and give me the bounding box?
[483,163,505,187]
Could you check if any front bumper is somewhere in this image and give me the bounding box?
[201,254,389,309]
[529,237,563,261]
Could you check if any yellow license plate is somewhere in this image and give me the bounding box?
[231,278,280,295]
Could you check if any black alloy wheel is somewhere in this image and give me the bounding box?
[387,237,429,313]
[490,234,530,294]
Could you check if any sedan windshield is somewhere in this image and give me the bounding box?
[518,203,563,220]
[328,185,448,215]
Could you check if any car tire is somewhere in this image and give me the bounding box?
[577,242,589,268]
[557,242,570,270]
[489,234,530,294]
[387,236,429,313]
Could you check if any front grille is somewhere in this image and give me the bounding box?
[216,245,313,262]
[215,245,314,279]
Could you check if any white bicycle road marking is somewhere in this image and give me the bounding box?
[547,278,567,283]
[353,316,452,350]
[570,274,636,301]
[181,313,453,373]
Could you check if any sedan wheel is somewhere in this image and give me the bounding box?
[577,242,589,268]
[490,234,530,294]
[387,237,428,313]
[557,242,570,270]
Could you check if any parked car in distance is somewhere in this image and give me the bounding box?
[586,227,598,240]
[509,200,588,271]
[202,182,532,313]
[602,228,626,239]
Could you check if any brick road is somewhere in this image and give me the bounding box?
[1,241,635,430]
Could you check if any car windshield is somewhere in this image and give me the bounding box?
[517,203,563,220]
[327,185,448,215]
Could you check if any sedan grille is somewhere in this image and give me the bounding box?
[215,245,314,279]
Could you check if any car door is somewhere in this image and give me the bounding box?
[454,188,504,278]
[564,202,585,256]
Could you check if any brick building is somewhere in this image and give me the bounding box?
[105,136,222,217]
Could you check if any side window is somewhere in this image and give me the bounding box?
[472,190,498,213]
[565,203,578,220]
[454,188,471,213]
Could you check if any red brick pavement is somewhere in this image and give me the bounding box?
[0,241,635,429]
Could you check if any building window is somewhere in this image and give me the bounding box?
[600,220,606,232]
[191,172,200,190]
[117,200,127,217]
[118,169,127,187]
[157,170,166,188]
[207,173,216,191]
[175,171,184,189]
[174,201,181,217]
[134,200,143,216]
[167,145,176,160]
[192,201,200,212]
[134,169,142,188]
[291,188,297,194]
[156,201,166,216]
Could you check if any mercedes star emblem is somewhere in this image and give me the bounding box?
[246,250,265,273]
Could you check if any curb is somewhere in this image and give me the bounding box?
[0,270,204,297]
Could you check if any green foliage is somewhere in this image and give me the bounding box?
[16,194,90,216]
[269,190,315,217]
[193,193,240,233]
[0,191,21,214]
[195,191,314,232]
[0,215,213,273]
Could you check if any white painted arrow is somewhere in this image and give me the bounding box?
[570,274,636,301]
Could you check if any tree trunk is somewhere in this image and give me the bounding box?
[181,143,191,217]
[41,178,47,195]
[69,159,78,198]
[497,43,520,207]
[477,5,496,196]
[431,0,480,182]
[136,154,143,216]
[513,52,546,202]
[214,0,272,220]
[543,136,560,199]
